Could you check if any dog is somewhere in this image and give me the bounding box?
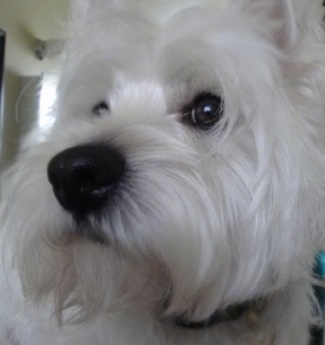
[1,0,325,344]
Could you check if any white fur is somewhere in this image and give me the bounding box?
[1,0,325,344]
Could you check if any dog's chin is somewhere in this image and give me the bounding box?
[14,203,276,330]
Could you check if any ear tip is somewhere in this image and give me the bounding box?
[235,0,325,50]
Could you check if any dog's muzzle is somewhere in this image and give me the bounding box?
[47,143,125,218]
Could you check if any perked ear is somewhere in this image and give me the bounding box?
[235,0,324,51]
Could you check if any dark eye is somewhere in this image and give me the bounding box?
[184,93,224,129]
[92,101,110,116]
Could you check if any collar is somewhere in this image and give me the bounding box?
[174,298,267,330]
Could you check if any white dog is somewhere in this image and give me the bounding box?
[1,0,325,344]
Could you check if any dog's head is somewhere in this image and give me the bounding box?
[2,0,325,325]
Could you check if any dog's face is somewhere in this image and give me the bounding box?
[2,0,325,324]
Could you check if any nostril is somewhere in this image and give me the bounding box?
[47,143,125,216]
[72,167,108,194]
[77,170,96,190]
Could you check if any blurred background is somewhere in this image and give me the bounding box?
[0,0,68,197]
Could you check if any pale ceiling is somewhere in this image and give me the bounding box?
[0,0,69,76]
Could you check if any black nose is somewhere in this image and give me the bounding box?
[47,143,125,217]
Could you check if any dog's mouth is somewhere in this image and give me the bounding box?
[71,218,109,245]
[169,298,267,330]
